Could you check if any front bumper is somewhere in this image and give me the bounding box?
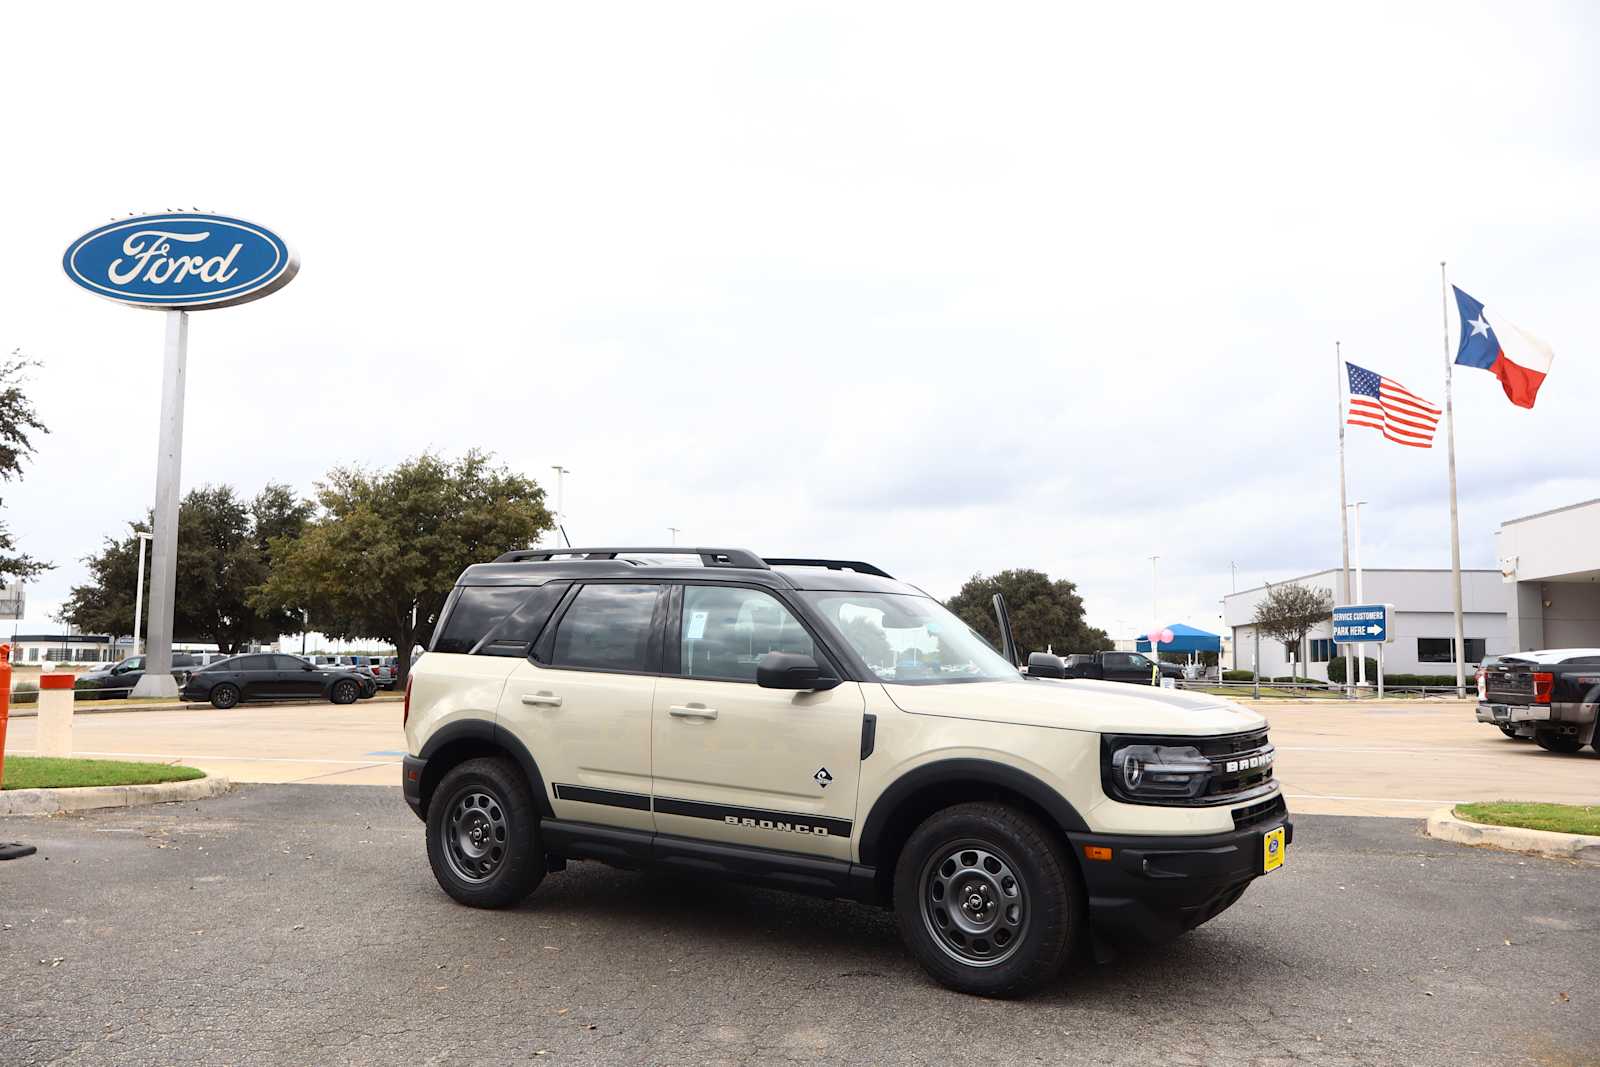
[1067,816,1293,944]
[402,754,427,819]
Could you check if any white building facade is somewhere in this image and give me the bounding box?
[1496,498,1600,651]
[1223,569,1508,681]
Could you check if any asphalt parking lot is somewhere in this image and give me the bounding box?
[3,785,1596,1066]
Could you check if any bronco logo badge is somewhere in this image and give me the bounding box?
[813,767,833,788]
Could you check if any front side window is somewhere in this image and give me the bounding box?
[434,586,535,655]
[1127,654,1154,671]
[800,591,1019,685]
[680,585,816,682]
[550,584,661,673]
[272,655,307,671]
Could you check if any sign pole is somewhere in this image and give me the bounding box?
[130,310,188,699]
[132,531,150,657]
[1378,641,1385,699]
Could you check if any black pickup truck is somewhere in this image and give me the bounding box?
[1027,650,1183,685]
[1477,649,1600,754]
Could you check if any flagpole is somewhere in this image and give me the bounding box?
[1336,341,1353,698]
[1441,261,1467,698]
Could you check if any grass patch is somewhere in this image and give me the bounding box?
[1,756,204,790]
[1454,802,1600,836]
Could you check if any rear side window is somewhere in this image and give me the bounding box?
[478,583,568,657]
[549,584,661,673]
[433,586,535,655]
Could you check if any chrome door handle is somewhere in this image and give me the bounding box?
[521,692,562,707]
[669,704,718,720]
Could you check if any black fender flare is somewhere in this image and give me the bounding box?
[856,758,1090,868]
[418,719,554,818]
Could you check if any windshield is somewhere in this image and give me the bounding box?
[800,591,1020,685]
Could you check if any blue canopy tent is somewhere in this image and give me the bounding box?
[1134,623,1222,655]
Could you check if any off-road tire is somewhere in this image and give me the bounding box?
[426,757,544,909]
[1534,731,1583,754]
[209,683,240,710]
[893,801,1083,998]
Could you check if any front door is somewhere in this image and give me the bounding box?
[498,582,663,832]
[272,655,324,697]
[651,583,865,862]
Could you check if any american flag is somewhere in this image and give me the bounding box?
[1346,361,1440,448]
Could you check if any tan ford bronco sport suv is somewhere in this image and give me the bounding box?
[403,547,1290,997]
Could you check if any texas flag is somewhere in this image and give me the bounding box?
[1452,286,1554,409]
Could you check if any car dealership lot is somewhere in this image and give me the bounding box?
[3,697,1595,815]
[2,786,1595,1067]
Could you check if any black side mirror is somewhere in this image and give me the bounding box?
[757,652,838,691]
[1027,652,1065,679]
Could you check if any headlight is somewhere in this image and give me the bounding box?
[1108,744,1213,801]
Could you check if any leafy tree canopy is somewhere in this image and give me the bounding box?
[60,484,312,652]
[1251,583,1333,646]
[945,569,1111,658]
[0,349,50,581]
[254,451,551,685]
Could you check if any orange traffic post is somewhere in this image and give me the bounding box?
[0,643,11,789]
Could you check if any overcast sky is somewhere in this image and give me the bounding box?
[3,1,1597,642]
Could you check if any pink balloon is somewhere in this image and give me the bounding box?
[1146,630,1163,645]
[1160,628,1174,645]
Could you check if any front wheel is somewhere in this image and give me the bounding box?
[209,683,240,710]
[330,679,360,705]
[426,757,544,908]
[1534,731,1583,754]
[893,801,1083,998]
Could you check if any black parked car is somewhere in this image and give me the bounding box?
[77,654,206,698]
[179,653,377,709]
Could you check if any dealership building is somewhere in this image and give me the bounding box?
[1495,497,1600,650]
[1224,568,1509,681]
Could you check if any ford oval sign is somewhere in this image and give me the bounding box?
[63,213,298,310]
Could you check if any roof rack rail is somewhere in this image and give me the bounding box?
[493,546,769,570]
[763,558,894,579]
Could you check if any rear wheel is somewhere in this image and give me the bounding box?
[209,683,239,710]
[893,801,1082,998]
[1534,730,1583,754]
[426,757,544,908]
[330,679,360,705]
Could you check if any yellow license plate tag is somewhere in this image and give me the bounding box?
[1263,826,1286,873]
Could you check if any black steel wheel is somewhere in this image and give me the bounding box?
[331,679,360,705]
[893,802,1082,997]
[209,683,240,710]
[425,757,544,908]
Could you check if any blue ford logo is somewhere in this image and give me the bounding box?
[63,213,298,310]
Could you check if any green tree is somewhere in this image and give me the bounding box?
[945,569,1110,657]
[254,451,551,686]
[60,484,313,651]
[1251,583,1333,680]
[0,349,50,580]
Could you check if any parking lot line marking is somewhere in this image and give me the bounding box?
[13,749,403,766]
[1285,792,1465,805]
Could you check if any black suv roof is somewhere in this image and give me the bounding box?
[456,547,922,595]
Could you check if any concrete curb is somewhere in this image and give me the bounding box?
[1425,805,1600,864]
[6,693,403,718]
[0,774,232,816]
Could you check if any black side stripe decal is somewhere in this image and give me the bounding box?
[551,784,651,811]
[550,783,853,837]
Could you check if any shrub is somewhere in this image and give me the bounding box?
[10,681,38,705]
[1326,656,1379,684]
[1223,669,1255,682]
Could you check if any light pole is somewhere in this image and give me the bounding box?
[1349,501,1367,686]
[668,526,680,545]
[1230,560,1237,593]
[132,530,153,658]
[550,465,570,547]
[1149,555,1160,625]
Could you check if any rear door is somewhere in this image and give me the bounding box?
[234,655,280,698]
[650,583,865,862]
[498,582,663,832]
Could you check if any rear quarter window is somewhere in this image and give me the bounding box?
[432,585,538,655]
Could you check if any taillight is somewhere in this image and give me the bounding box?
[403,675,413,726]
[1533,672,1554,704]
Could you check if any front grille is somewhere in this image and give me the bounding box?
[1231,794,1287,830]
[1102,727,1278,807]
